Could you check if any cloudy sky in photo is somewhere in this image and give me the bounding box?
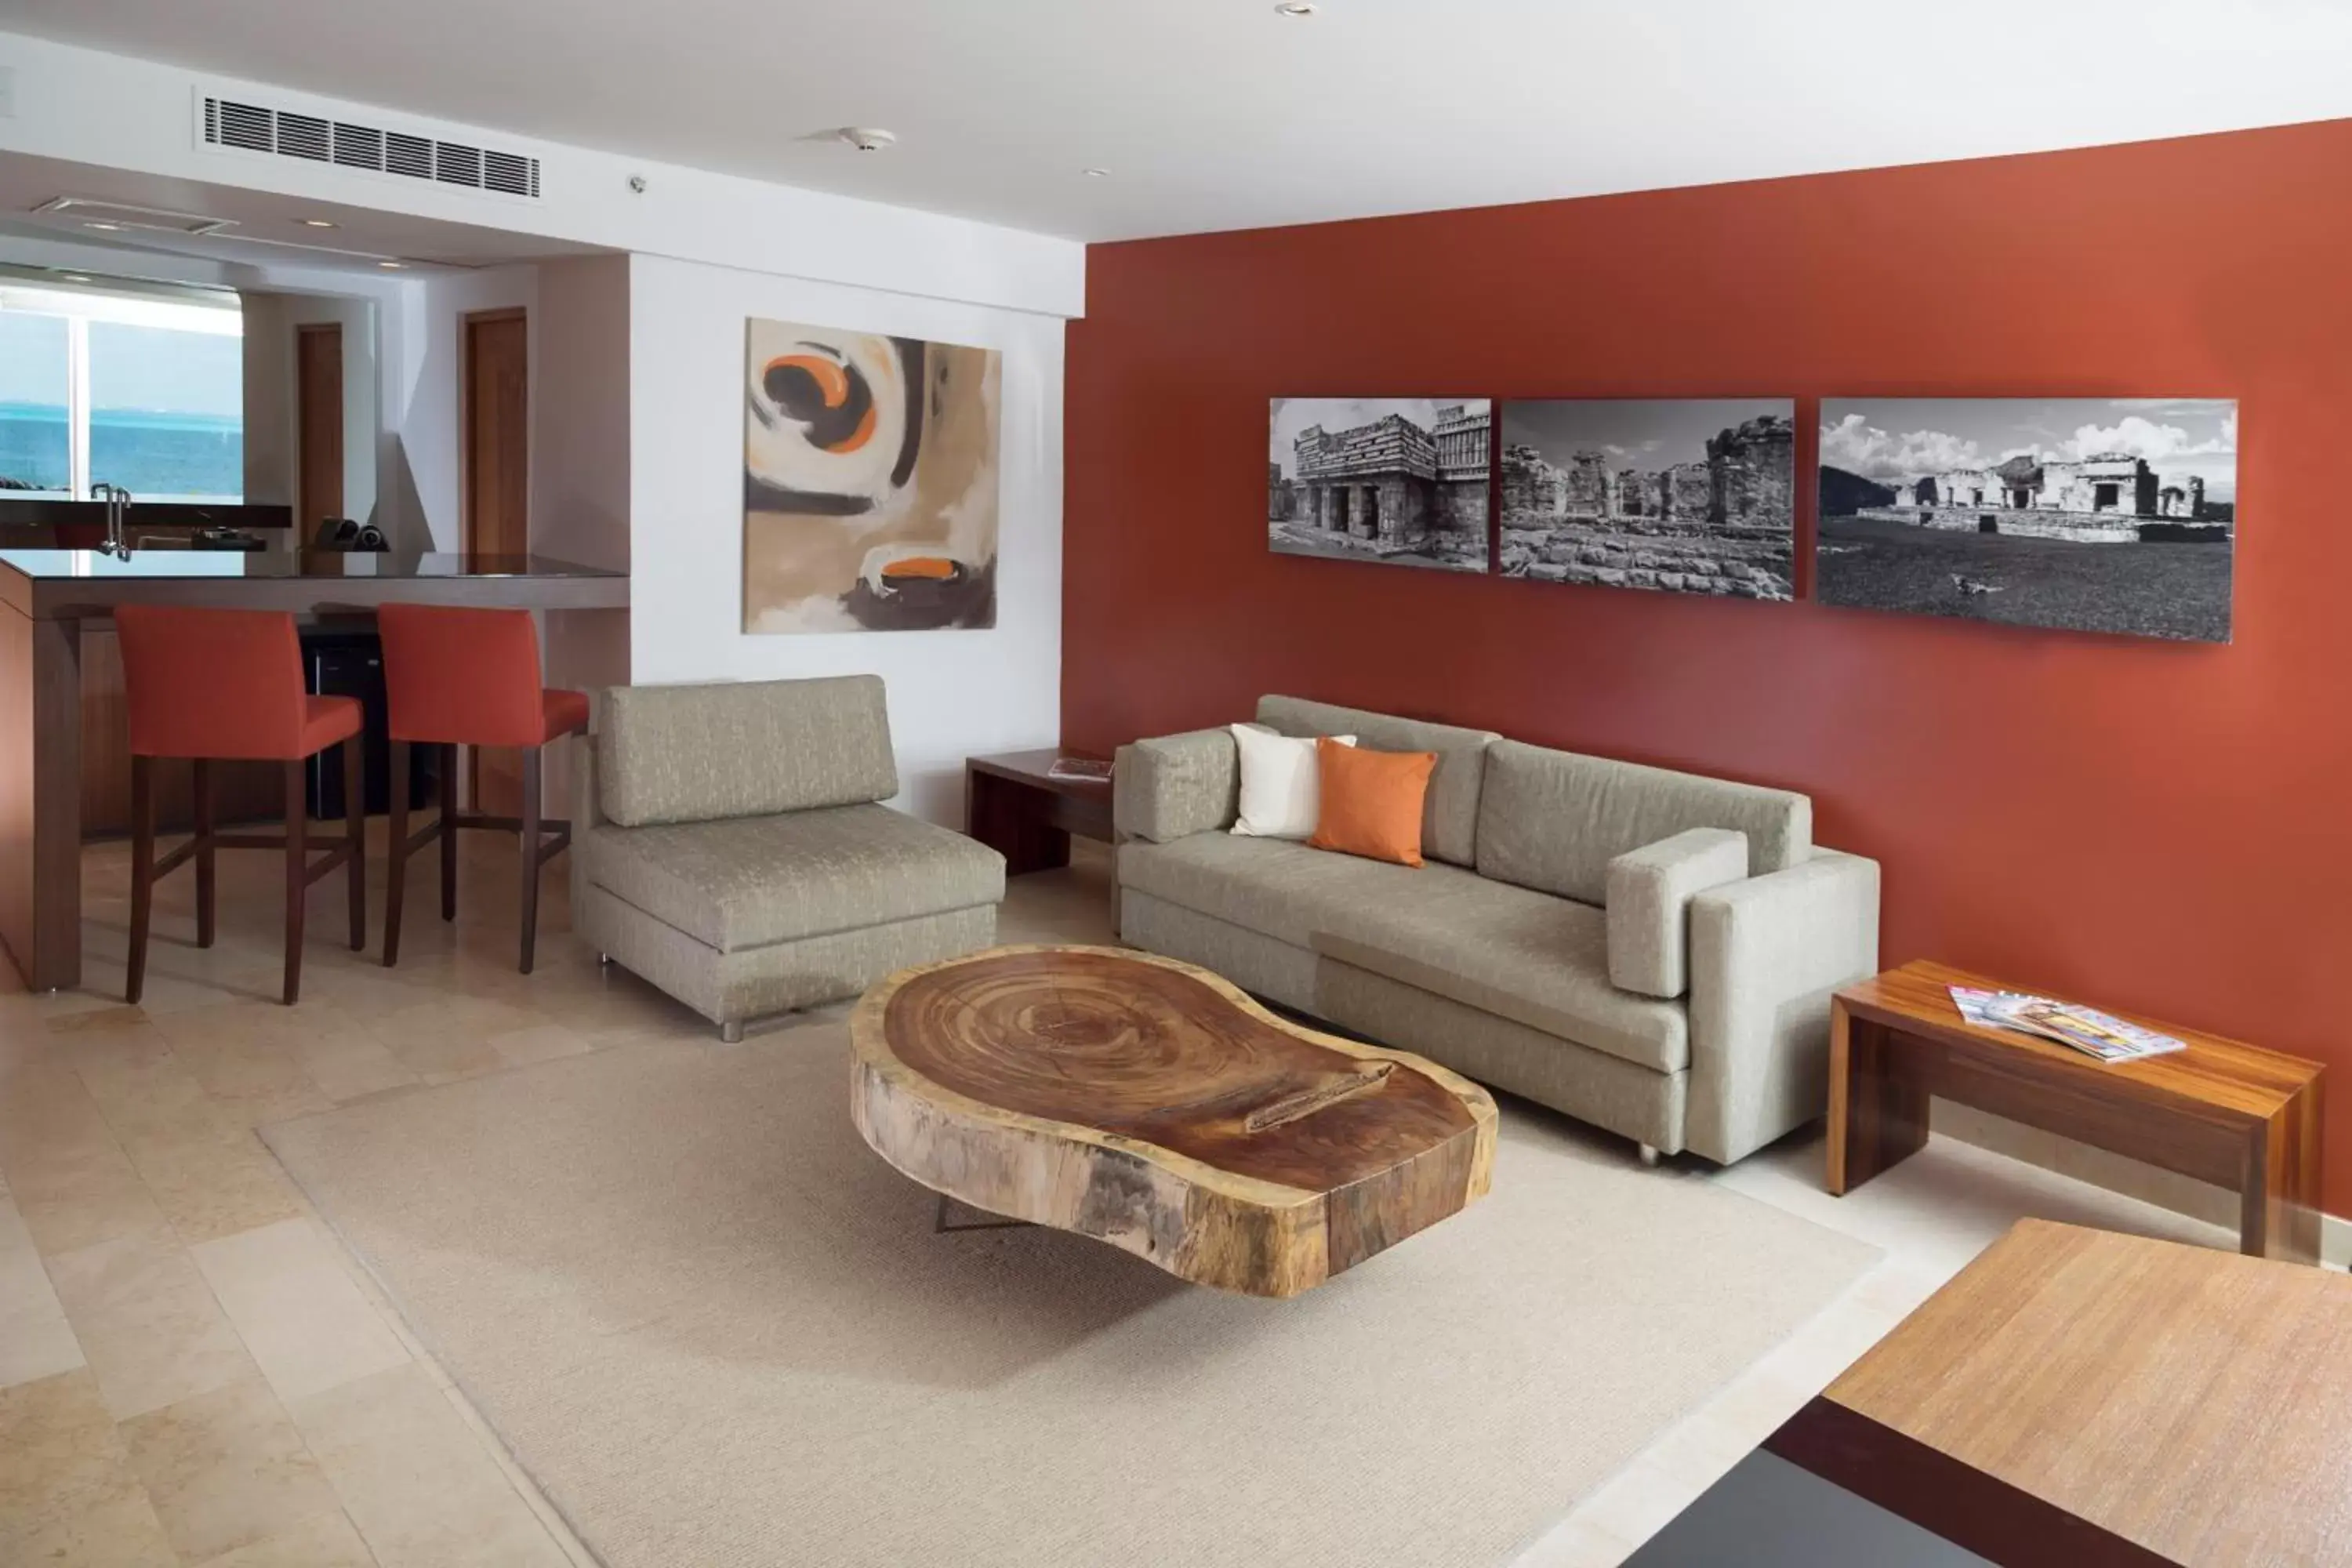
[1268,397,1486,477]
[1820,398,2237,499]
[1502,399,1791,470]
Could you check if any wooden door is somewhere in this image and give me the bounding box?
[462,308,530,814]
[296,324,344,538]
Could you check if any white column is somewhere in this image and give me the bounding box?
[66,314,90,499]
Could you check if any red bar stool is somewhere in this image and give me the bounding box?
[114,606,366,1007]
[376,604,589,973]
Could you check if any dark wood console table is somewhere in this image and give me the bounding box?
[963,750,1113,876]
[1828,959,2324,1264]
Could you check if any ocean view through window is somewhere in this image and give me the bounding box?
[0,282,243,502]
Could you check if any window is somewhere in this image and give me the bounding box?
[0,285,243,502]
[0,311,71,496]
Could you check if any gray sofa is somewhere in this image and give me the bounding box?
[1113,695,1879,1166]
[572,674,1005,1039]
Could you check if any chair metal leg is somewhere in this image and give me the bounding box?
[343,734,365,953]
[720,1020,744,1044]
[282,760,308,1006]
[518,746,542,974]
[191,757,216,949]
[126,756,155,1005]
[383,739,408,968]
[1638,1143,1661,1167]
[440,743,459,921]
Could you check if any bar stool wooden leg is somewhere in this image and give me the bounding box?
[343,733,365,952]
[440,742,459,922]
[519,746,542,975]
[127,756,156,1005]
[384,739,409,968]
[283,760,308,1006]
[191,758,216,949]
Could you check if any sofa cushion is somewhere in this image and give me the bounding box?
[599,674,898,827]
[586,803,1003,953]
[1255,695,1498,868]
[1606,828,1749,1000]
[1117,833,1686,1073]
[1474,739,1810,906]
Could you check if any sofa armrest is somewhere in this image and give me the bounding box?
[1113,728,1240,844]
[1685,848,1882,1165]
[1606,827,1749,998]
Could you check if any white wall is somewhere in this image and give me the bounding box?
[629,255,1064,823]
[531,255,633,813]
[241,289,379,535]
[393,265,535,550]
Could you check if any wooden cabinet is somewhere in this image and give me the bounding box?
[78,622,283,838]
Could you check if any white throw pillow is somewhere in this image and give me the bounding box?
[1229,724,1356,840]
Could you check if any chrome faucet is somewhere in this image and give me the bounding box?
[89,482,134,560]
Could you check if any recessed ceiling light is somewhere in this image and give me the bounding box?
[831,127,898,153]
[376,260,405,270]
[82,220,122,231]
[59,273,92,283]
[1082,167,1111,179]
[1274,2,1317,14]
[299,218,339,229]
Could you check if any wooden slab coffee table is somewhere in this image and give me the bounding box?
[850,945,1497,1298]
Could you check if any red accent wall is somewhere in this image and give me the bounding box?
[1064,122,2352,1216]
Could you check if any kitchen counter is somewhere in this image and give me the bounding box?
[0,550,629,990]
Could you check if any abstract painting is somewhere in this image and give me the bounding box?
[1268,398,1491,572]
[743,319,1000,632]
[1498,400,1795,600]
[1817,399,2236,642]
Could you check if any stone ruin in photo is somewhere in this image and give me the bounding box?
[1500,413,1795,599]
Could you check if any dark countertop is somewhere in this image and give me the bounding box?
[0,550,630,618]
[0,499,294,532]
[0,549,624,581]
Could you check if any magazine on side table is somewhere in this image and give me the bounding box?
[1950,986,2187,1064]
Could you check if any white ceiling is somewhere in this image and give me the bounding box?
[6,0,2352,242]
[0,151,608,274]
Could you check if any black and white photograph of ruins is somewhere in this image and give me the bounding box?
[1498,400,1795,599]
[1817,399,2236,643]
[1268,398,1492,572]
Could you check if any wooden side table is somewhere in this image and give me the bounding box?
[1829,960,2325,1264]
[963,750,1114,876]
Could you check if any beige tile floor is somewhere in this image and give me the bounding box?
[0,828,2256,1566]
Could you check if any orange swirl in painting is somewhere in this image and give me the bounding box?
[763,353,877,452]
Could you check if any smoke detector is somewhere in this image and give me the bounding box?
[829,127,897,153]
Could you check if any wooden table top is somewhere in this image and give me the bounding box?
[1839,959,2323,1124]
[965,747,1112,794]
[849,945,1496,1296]
[1826,1218,2352,1565]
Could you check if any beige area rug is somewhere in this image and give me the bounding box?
[263,1025,1878,1568]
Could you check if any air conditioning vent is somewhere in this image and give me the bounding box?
[197,94,541,200]
[331,122,381,170]
[276,111,330,162]
[482,150,538,198]
[434,142,481,187]
[385,131,433,181]
[215,99,273,153]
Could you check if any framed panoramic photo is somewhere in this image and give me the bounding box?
[1497,400,1795,600]
[1268,398,1491,572]
[1817,399,2236,642]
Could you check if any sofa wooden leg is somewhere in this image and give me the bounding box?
[1638,1143,1661,1167]
[720,1020,744,1044]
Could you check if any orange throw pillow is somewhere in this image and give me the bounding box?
[1309,739,1436,867]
